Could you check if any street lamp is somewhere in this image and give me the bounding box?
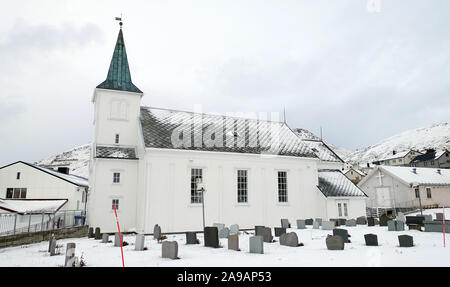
[196,178,206,231]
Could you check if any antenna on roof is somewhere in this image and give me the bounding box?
[320,126,323,140]
[283,107,287,124]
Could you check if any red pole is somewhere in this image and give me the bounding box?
[113,203,125,267]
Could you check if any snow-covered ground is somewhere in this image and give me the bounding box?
[0,209,448,267]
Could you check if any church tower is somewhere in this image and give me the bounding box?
[88,23,143,232]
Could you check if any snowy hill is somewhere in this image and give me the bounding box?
[35,144,91,178]
[344,122,450,164]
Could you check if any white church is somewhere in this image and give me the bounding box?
[87,25,367,233]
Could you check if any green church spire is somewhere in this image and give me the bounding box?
[97,27,142,93]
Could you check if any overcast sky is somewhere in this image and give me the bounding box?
[1,0,449,166]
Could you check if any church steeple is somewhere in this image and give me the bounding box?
[97,27,142,93]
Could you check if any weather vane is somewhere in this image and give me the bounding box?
[115,14,123,28]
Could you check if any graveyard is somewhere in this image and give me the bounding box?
[0,208,448,267]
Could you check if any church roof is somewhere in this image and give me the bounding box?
[140,107,318,158]
[317,169,367,197]
[97,28,142,93]
[95,146,138,160]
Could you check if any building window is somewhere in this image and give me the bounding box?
[113,172,120,183]
[431,160,435,165]
[338,203,342,217]
[237,170,248,203]
[6,188,13,198]
[415,188,420,198]
[344,203,348,216]
[426,188,432,199]
[115,134,120,144]
[112,199,119,210]
[277,171,288,203]
[16,172,20,180]
[190,168,203,204]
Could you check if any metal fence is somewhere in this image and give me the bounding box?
[366,199,440,218]
[0,210,86,237]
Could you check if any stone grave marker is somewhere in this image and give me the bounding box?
[101,233,109,243]
[338,218,347,226]
[333,228,349,243]
[49,236,57,256]
[356,216,367,225]
[228,234,239,251]
[64,243,76,267]
[374,218,379,225]
[326,235,344,250]
[388,220,396,231]
[261,227,273,243]
[296,220,306,229]
[162,241,179,259]
[48,234,55,252]
[379,214,390,226]
[213,223,225,231]
[345,219,356,227]
[153,224,162,240]
[88,227,94,238]
[367,217,375,226]
[230,224,239,235]
[321,221,335,230]
[255,226,265,236]
[204,227,219,248]
[315,218,323,226]
[436,213,444,220]
[398,235,413,247]
[364,234,378,246]
[274,227,286,237]
[281,219,290,229]
[249,236,264,254]
[313,221,320,229]
[114,232,123,247]
[94,227,101,240]
[396,221,405,231]
[305,219,313,225]
[397,212,406,222]
[424,214,432,222]
[280,232,299,247]
[219,227,230,239]
[186,232,198,244]
[135,234,145,251]
[330,219,340,227]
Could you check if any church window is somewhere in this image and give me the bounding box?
[277,171,288,203]
[343,203,348,216]
[426,188,432,199]
[112,199,119,210]
[237,170,248,203]
[115,134,120,144]
[338,203,342,217]
[190,168,203,203]
[16,172,20,180]
[6,188,13,199]
[113,172,120,183]
[414,188,420,198]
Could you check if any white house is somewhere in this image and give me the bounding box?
[87,26,367,233]
[358,165,450,215]
[0,161,88,213]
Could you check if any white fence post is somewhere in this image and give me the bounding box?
[13,214,17,235]
[27,213,32,233]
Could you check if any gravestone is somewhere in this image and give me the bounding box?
[305,219,313,225]
[313,221,320,229]
[274,227,286,237]
[153,224,162,240]
[88,227,94,238]
[255,226,265,236]
[364,234,378,246]
[64,243,76,267]
[367,217,375,226]
[424,214,432,222]
[114,232,123,247]
[326,235,344,250]
[398,235,414,247]
[219,227,230,239]
[388,220,396,231]
[94,227,101,240]
[296,220,306,229]
[424,221,450,233]
[333,228,349,243]
[356,216,367,225]
[228,234,239,251]
[49,237,57,256]
[213,223,225,231]
[436,213,444,220]
[379,214,390,226]
[338,218,347,226]
[162,241,179,259]
[280,232,299,247]
[374,218,379,225]
[186,232,198,244]
[397,212,406,222]
[230,224,239,235]
[135,234,145,251]
[321,221,335,230]
[281,219,290,229]
[406,216,425,226]
[396,221,405,231]
[204,227,219,248]
[315,218,323,226]
[261,227,273,243]
[48,234,55,252]
[345,219,356,227]
[329,219,340,227]
[249,236,264,254]
[101,233,109,243]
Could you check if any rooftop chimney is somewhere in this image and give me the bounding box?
[437,169,441,175]
[57,167,70,175]
[392,150,396,155]
[412,168,417,174]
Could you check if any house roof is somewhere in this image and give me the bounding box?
[301,139,344,163]
[0,199,68,214]
[0,161,88,187]
[342,168,366,177]
[361,166,450,187]
[317,169,367,197]
[411,152,437,163]
[96,28,142,93]
[377,150,412,161]
[95,146,138,160]
[139,106,317,158]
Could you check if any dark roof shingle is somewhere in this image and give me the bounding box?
[95,146,137,160]
[317,169,367,197]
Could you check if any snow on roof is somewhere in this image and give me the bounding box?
[378,150,412,161]
[301,140,343,163]
[32,164,88,187]
[0,199,68,214]
[342,168,366,177]
[379,166,450,186]
[317,169,367,197]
